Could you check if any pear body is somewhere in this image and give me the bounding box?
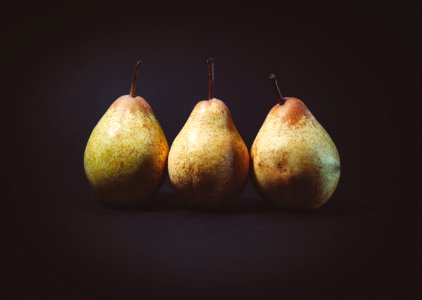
[84,95,168,207]
[251,98,340,209]
[168,98,249,208]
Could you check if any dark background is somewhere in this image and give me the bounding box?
[1,1,419,299]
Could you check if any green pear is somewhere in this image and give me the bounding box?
[168,58,249,208]
[251,74,340,209]
[84,61,169,207]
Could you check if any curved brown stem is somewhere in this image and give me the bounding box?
[130,61,142,98]
[207,58,214,100]
[269,73,284,104]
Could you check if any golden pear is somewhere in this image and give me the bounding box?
[251,74,340,209]
[84,62,168,207]
[168,59,249,208]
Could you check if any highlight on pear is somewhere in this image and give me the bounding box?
[167,58,250,208]
[250,74,340,209]
[84,61,169,208]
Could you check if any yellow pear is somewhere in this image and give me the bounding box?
[168,58,249,208]
[84,61,169,207]
[251,74,340,209]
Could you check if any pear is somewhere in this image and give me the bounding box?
[168,58,249,208]
[251,74,340,210]
[84,61,169,207]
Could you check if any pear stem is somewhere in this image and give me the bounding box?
[269,73,284,104]
[129,61,142,98]
[207,58,214,100]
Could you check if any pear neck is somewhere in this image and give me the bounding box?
[278,97,287,105]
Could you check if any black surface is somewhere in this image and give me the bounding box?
[1,1,419,299]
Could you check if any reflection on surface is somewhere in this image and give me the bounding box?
[117,192,376,220]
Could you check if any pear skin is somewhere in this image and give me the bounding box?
[168,98,249,208]
[84,62,168,207]
[251,97,340,209]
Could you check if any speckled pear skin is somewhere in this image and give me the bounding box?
[84,95,169,207]
[251,98,340,210]
[168,98,249,208]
